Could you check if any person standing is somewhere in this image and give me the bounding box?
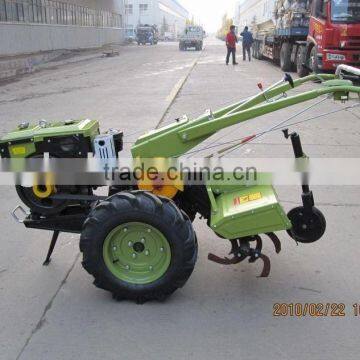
[225,25,238,66]
[241,26,254,61]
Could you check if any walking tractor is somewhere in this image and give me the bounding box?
[1,65,360,303]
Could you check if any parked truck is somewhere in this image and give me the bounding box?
[236,0,360,76]
[136,24,159,45]
[179,26,204,51]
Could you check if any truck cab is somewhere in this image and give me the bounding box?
[307,0,360,72]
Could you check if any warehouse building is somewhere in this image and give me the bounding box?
[124,0,188,39]
[0,0,125,57]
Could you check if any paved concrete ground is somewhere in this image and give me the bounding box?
[0,38,360,360]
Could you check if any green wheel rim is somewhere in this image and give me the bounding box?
[103,222,171,285]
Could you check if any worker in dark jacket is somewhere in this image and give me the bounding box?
[241,26,254,61]
[225,25,238,65]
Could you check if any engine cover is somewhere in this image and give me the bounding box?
[0,119,100,158]
[93,131,124,159]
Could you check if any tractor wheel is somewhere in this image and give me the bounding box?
[280,42,292,72]
[80,191,197,303]
[287,206,326,243]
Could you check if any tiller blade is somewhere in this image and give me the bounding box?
[208,233,281,278]
[266,233,281,254]
[256,254,271,278]
[208,253,246,265]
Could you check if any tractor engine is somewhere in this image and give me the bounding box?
[0,119,123,215]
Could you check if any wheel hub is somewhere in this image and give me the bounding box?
[133,242,145,253]
[103,222,171,285]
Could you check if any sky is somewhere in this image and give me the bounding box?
[179,0,237,33]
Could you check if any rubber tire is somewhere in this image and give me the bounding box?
[287,206,326,244]
[253,43,258,59]
[80,191,198,303]
[256,42,264,60]
[253,41,261,59]
[297,46,309,78]
[309,46,319,73]
[280,42,293,72]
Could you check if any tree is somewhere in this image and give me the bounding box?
[186,16,196,26]
[217,14,233,41]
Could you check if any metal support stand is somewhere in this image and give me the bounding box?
[283,129,326,243]
[283,129,315,210]
[43,231,60,266]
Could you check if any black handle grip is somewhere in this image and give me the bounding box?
[284,73,295,88]
[290,133,304,159]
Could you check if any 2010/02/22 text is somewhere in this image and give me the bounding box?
[272,303,355,317]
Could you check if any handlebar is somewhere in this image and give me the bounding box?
[335,65,360,79]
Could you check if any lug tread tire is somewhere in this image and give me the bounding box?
[80,191,197,303]
[280,42,292,72]
[297,46,309,77]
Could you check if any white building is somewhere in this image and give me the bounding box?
[234,1,242,26]
[124,0,189,38]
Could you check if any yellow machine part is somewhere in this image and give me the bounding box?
[137,172,184,199]
[32,184,56,199]
[32,172,56,199]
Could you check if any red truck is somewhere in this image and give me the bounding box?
[299,0,360,76]
[239,0,360,76]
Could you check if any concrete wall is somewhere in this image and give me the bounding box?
[0,22,124,56]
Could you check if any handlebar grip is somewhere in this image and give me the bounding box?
[284,73,295,88]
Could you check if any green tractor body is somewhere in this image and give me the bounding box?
[1,66,359,302]
[209,185,291,240]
